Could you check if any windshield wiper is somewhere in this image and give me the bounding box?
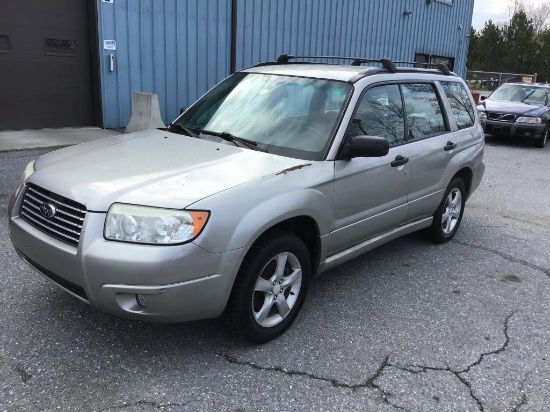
[166,123,198,137]
[201,129,268,152]
[521,90,536,104]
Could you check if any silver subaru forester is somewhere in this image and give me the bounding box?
[8,55,485,343]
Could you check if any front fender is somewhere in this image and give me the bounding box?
[227,188,333,251]
[191,163,335,253]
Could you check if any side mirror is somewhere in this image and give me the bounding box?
[346,135,389,158]
[480,96,486,101]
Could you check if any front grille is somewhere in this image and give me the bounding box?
[20,184,86,247]
[487,112,517,122]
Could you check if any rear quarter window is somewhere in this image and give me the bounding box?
[441,81,475,130]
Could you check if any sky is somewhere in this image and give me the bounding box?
[472,0,547,30]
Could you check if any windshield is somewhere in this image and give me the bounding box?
[173,72,352,160]
[489,84,549,105]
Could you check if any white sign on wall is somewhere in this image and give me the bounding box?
[104,40,117,51]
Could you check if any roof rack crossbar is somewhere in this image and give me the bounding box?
[393,61,452,75]
[276,54,293,64]
[380,58,397,73]
[271,55,453,77]
[275,54,397,72]
[435,63,452,75]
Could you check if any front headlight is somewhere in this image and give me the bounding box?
[104,204,210,245]
[478,112,487,120]
[14,160,35,197]
[22,160,36,182]
[516,117,542,124]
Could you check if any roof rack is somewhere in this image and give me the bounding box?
[275,54,397,73]
[393,61,452,75]
[267,54,453,76]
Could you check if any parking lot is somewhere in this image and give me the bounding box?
[1,136,549,411]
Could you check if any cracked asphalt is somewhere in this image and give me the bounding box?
[1,136,549,411]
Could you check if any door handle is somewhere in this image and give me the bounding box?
[391,155,409,167]
[444,141,457,151]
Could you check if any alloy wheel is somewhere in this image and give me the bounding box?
[252,252,302,328]
[441,188,462,235]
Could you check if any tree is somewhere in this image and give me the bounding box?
[524,2,550,37]
[476,21,505,72]
[536,29,550,82]
[502,10,538,74]
[508,0,525,18]
[466,27,480,70]
[467,3,549,79]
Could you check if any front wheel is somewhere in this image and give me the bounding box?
[534,124,549,148]
[226,230,311,343]
[427,178,466,243]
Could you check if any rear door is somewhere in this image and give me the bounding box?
[402,81,479,223]
[399,82,458,223]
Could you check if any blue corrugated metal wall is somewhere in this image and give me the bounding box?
[97,0,231,128]
[234,0,473,74]
[97,0,473,128]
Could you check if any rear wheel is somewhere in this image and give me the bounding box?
[428,178,466,243]
[534,124,548,148]
[227,230,311,343]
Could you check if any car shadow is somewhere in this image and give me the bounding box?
[484,133,538,149]
[23,231,433,353]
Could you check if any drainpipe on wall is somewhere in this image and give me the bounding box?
[230,0,237,74]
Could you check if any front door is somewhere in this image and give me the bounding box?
[329,84,410,255]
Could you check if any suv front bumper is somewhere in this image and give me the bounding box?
[8,189,246,323]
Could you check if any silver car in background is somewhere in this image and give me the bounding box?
[8,55,485,343]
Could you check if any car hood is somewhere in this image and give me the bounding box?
[29,129,310,211]
[478,99,548,116]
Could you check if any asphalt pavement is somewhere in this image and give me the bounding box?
[0,127,121,153]
[0,134,549,411]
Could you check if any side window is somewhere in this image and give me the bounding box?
[348,84,405,146]
[441,81,475,130]
[402,84,447,140]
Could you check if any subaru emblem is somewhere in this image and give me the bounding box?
[39,203,57,218]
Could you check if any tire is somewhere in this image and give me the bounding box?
[226,230,311,343]
[533,124,549,148]
[427,178,466,244]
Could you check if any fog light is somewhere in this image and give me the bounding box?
[136,294,148,308]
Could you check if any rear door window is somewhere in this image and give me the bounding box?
[441,81,475,130]
[401,84,448,141]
